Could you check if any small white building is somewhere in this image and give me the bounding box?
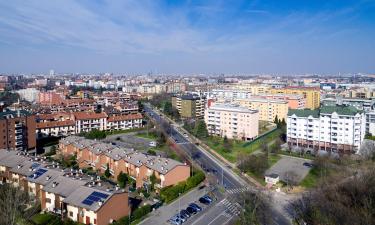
[265,173,279,185]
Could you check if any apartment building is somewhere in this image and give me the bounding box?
[322,97,375,111]
[287,105,366,154]
[256,94,306,109]
[0,149,129,225]
[270,86,320,110]
[0,109,36,151]
[59,136,190,189]
[107,113,143,131]
[39,91,65,105]
[217,97,288,122]
[73,112,108,133]
[15,88,40,103]
[209,89,252,99]
[172,94,206,118]
[36,112,143,137]
[205,103,259,140]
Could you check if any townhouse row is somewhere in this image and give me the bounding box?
[59,136,191,189]
[0,149,129,225]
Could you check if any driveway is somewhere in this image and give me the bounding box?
[104,132,153,151]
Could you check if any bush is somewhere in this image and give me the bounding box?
[117,172,129,188]
[132,204,152,221]
[147,149,157,156]
[160,170,205,203]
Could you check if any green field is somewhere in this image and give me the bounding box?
[203,129,282,163]
[135,132,158,140]
[299,167,320,188]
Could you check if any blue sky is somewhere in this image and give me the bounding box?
[0,0,374,74]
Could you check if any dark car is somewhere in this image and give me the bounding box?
[180,209,190,218]
[303,162,313,168]
[199,197,211,205]
[189,203,202,211]
[202,195,213,202]
[186,206,198,214]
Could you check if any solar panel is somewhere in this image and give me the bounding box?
[81,191,109,206]
[31,163,40,169]
[28,168,48,179]
[82,199,94,206]
[92,191,109,199]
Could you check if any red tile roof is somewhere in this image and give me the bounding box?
[107,113,143,122]
[73,112,108,120]
[36,120,75,129]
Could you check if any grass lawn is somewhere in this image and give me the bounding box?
[203,129,282,163]
[31,213,59,225]
[135,132,158,140]
[268,153,281,167]
[258,120,275,134]
[299,167,320,188]
[279,151,316,160]
[149,144,183,162]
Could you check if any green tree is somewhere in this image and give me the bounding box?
[83,129,107,139]
[163,101,173,115]
[223,135,232,152]
[194,120,208,138]
[274,115,279,125]
[104,163,111,178]
[0,184,30,225]
[149,172,159,191]
[117,172,128,188]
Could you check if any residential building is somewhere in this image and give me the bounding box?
[366,111,375,135]
[322,97,375,111]
[172,94,206,118]
[107,113,143,131]
[73,112,108,133]
[217,97,288,122]
[0,109,36,151]
[205,103,259,140]
[39,91,65,105]
[256,94,306,109]
[58,136,190,189]
[0,149,130,225]
[15,88,40,103]
[270,86,321,109]
[287,105,366,154]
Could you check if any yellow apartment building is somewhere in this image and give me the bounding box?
[270,87,320,109]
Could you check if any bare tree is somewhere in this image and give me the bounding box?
[0,184,30,225]
[234,190,272,225]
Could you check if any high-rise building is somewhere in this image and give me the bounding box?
[0,109,36,151]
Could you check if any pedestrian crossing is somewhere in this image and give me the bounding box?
[220,199,242,216]
[226,187,250,194]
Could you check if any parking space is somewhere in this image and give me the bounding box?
[266,155,313,184]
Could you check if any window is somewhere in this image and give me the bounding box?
[69,211,73,217]
[46,198,51,203]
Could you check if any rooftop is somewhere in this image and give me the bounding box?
[288,105,362,118]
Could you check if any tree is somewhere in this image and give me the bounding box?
[194,120,208,138]
[0,184,30,225]
[274,115,279,125]
[293,166,375,225]
[82,129,106,140]
[149,172,159,191]
[223,135,232,152]
[104,163,111,178]
[163,101,173,115]
[238,153,268,176]
[117,172,129,188]
[235,190,272,225]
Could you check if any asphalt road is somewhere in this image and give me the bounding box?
[143,104,292,225]
[144,104,245,190]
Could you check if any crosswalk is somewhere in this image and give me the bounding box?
[226,187,250,194]
[220,198,242,216]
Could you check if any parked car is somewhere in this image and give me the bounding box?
[186,206,198,214]
[199,197,211,205]
[180,209,191,218]
[169,216,182,225]
[176,214,187,223]
[183,133,189,138]
[303,162,313,168]
[189,203,202,211]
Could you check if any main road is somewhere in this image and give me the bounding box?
[142,104,292,225]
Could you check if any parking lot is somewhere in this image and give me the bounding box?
[266,155,313,184]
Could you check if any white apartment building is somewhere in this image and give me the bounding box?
[205,103,259,140]
[208,89,252,99]
[15,88,40,103]
[287,105,366,154]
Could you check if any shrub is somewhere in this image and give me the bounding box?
[132,204,152,221]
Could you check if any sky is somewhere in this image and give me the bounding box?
[0,0,374,75]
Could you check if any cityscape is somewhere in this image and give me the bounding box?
[0,1,375,225]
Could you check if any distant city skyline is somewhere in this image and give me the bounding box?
[0,0,374,74]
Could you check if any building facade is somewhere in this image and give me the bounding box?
[205,103,259,140]
[287,105,366,154]
[172,94,206,118]
[270,86,320,110]
[0,110,36,151]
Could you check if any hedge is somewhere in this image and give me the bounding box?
[160,170,205,203]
